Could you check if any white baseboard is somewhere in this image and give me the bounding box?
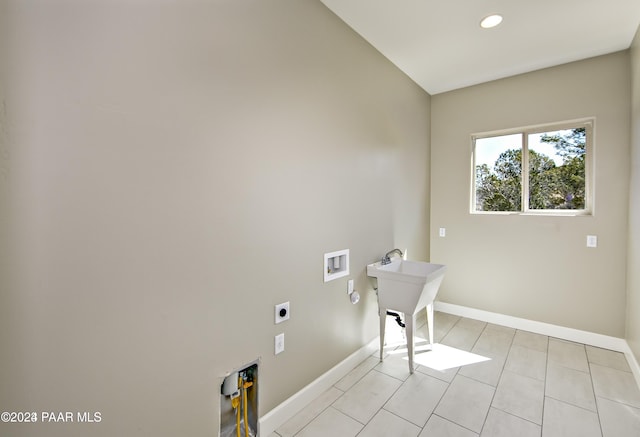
[434,301,627,351]
[258,338,378,436]
[259,303,640,436]
[434,301,640,391]
[622,344,640,393]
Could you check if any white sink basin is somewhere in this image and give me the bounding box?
[367,259,446,314]
[367,259,447,373]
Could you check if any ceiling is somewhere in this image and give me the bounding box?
[320,0,640,95]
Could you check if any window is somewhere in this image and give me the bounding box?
[472,120,593,214]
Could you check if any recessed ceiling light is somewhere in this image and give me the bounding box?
[480,14,503,29]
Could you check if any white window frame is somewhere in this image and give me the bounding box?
[470,118,594,216]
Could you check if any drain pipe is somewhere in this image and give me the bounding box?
[373,285,406,328]
[386,311,405,328]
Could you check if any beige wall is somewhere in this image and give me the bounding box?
[0,0,10,428]
[628,26,640,362]
[1,1,430,436]
[4,1,637,435]
[431,52,631,337]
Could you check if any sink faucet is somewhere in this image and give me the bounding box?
[381,248,403,265]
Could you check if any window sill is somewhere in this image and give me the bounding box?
[471,210,592,217]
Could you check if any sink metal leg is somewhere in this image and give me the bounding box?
[405,312,415,374]
[379,306,386,362]
[427,303,434,348]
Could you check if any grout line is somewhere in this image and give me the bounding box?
[593,393,640,410]
[584,345,605,437]
[281,312,640,436]
[584,348,606,437]
[540,328,549,434]
[292,391,343,436]
[416,312,464,427]
[379,406,424,430]
[350,364,413,433]
[478,324,517,435]
[431,412,480,435]
[424,371,455,431]
[544,394,599,414]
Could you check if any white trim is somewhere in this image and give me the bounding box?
[434,301,640,391]
[622,343,640,393]
[471,117,595,144]
[471,118,594,215]
[434,301,626,351]
[258,338,378,436]
[259,303,640,436]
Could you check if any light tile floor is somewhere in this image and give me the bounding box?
[269,312,640,437]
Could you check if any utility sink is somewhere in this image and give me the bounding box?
[367,259,447,373]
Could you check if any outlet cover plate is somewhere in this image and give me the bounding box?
[275,333,284,355]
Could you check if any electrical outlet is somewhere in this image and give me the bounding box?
[439,228,446,237]
[587,235,597,248]
[275,302,290,324]
[275,333,284,355]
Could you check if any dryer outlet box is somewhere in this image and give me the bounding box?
[275,302,290,324]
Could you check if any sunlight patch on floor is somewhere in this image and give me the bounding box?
[389,338,491,371]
